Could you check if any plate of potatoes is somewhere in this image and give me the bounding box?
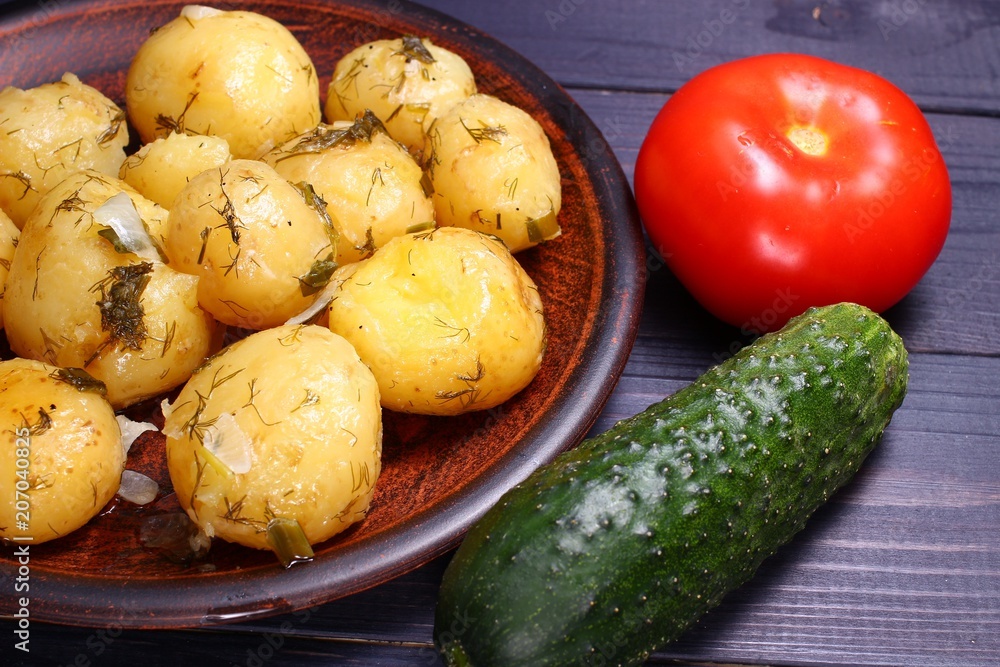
[0,0,644,627]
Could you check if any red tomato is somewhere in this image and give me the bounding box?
[634,53,951,333]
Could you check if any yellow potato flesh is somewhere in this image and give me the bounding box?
[263,123,436,265]
[0,210,18,330]
[165,324,382,550]
[328,227,545,415]
[1,170,220,409]
[325,37,476,157]
[119,133,232,209]
[0,73,128,229]
[428,93,562,253]
[165,160,337,329]
[125,9,319,159]
[0,358,123,544]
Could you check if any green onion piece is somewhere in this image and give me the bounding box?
[419,171,435,197]
[525,210,561,244]
[405,221,436,234]
[298,254,338,297]
[266,517,314,568]
[399,35,436,64]
[267,517,313,568]
[405,102,431,123]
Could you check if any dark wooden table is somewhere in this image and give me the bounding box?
[2,1,999,665]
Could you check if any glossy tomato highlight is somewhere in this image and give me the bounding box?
[634,53,951,333]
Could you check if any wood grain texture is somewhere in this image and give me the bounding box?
[411,0,1000,114]
[2,0,999,665]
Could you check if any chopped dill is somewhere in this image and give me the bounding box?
[433,316,471,343]
[436,357,488,409]
[212,171,243,245]
[350,460,373,493]
[96,108,127,146]
[366,167,385,207]
[460,118,507,145]
[1,171,34,199]
[156,92,199,135]
[278,110,387,158]
[88,262,154,364]
[197,226,211,264]
[21,406,53,437]
[222,495,267,530]
[457,357,486,384]
[505,177,519,199]
[277,325,307,347]
[355,227,376,259]
[291,389,320,412]
[243,378,281,426]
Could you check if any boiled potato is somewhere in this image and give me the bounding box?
[2,170,220,409]
[119,132,232,209]
[327,227,545,415]
[165,159,338,329]
[125,5,320,159]
[164,324,382,551]
[0,357,123,545]
[0,209,18,330]
[263,111,436,265]
[427,94,562,253]
[326,35,476,157]
[0,73,128,229]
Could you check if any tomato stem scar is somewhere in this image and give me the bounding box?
[787,126,827,156]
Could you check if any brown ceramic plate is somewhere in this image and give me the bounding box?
[0,0,644,628]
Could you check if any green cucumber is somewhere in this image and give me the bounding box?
[434,302,908,666]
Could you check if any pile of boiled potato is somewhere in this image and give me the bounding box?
[0,5,561,564]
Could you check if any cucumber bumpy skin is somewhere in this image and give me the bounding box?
[434,302,909,667]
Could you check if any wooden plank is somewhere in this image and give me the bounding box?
[418,0,1000,114]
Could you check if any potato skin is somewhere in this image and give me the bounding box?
[125,7,319,159]
[0,358,123,545]
[0,73,128,229]
[427,94,562,253]
[0,209,18,330]
[263,116,436,265]
[165,324,382,550]
[165,160,338,329]
[325,36,476,157]
[327,227,546,415]
[2,170,220,409]
[119,132,232,209]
